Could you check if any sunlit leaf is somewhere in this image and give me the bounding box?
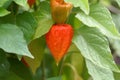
[76,4,120,39]
[34,1,53,39]
[65,0,89,14]
[86,59,114,80]
[0,7,10,17]
[0,24,33,58]
[73,26,119,72]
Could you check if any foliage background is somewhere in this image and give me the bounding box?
[0,0,120,80]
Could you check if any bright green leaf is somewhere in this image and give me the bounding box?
[0,24,33,58]
[65,0,89,14]
[76,4,120,39]
[34,1,53,39]
[73,26,119,72]
[86,59,114,80]
[16,12,37,43]
[0,0,9,7]
[0,7,10,17]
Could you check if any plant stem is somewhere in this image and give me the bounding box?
[58,56,66,80]
[42,59,45,80]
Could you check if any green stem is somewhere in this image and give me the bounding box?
[58,56,66,80]
[42,59,45,80]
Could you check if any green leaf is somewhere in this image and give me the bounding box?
[34,1,53,39]
[72,26,119,72]
[114,72,120,80]
[0,50,23,80]
[67,44,84,75]
[111,14,120,57]
[8,58,33,80]
[65,0,89,14]
[13,0,29,10]
[23,37,46,74]
[0,24,33,58]
[62,44,84,80]
[0,14,15,24]
[16,12,37,43]
[5,72,23,80]
[112,14,120,32]
[0,7,10,17]
[63,63,83,80]
[115,0,120,7]
[0,49,10,77]
[0,0,9,7]
[76,4,120,39]
[46,76,62,80]
[86,59,114,80]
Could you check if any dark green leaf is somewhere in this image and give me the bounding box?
[8,58,33,80]
[0,50,23,80]
[16,12,37,43]
[0,49,10,77]
[5,72,23,80]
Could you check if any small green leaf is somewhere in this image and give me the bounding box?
[86,59,114,80]
[73,26,119,72]
[76,4,120,39]
[34,1,53,39]
[0,7,10,17]
[13,0,29,10]
[65,0,89,14]
[16,12,37,43]
[0,24,33,58]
